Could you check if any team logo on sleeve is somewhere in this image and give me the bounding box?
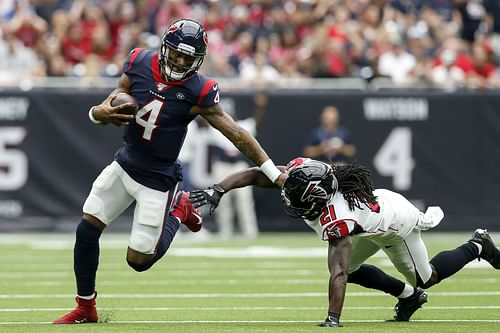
[156,82,167,91]
[301,180,329,203]
[323,221,349,240]
[326,225,343,239]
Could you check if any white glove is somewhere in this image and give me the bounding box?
[415,206,444,230]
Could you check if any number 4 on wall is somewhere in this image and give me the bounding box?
[373,127,414,191]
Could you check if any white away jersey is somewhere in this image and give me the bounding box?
[304,189,420,242]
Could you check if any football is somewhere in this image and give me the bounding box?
[111,93,138,115]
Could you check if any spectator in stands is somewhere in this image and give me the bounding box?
[454,0,486,44]
[429,49,467,89]
[405,24,434,84]
[303,105,356,164]
[0,29,45,84]
[378,35,417,85]
[6,1,48,48]
[0,0,498,89]
[484,0,500,63]
[468,40,499,88]
[239,52,281,88]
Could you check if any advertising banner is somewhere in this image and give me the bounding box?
[0,90,498,231]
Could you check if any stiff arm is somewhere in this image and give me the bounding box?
[192,103,286,187]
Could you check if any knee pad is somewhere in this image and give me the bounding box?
[83,193,107,224]
[129,231,156,254]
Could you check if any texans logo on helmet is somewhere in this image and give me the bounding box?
[203,31,208,45]
[300,180,328,203]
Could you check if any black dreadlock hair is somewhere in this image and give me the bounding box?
[331,163,378,211]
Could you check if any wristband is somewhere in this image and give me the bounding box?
[260,159,281,183]
[88,106,102,124]
[212,184,226,194]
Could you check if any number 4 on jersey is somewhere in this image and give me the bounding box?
[135,99,164,140]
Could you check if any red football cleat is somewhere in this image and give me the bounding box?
[53,294,98,324]
[171,191,203,232]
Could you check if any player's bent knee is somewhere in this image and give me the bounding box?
[126,247,155,272]
[127,258,154,272]
[126,258,153,272]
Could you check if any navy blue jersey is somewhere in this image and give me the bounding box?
[114,48,220,192]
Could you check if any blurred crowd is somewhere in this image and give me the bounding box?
[1,0,500,89]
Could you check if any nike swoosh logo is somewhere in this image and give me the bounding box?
[74,318,88,324]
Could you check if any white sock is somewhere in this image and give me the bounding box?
[78,293,95,300]
[397,285,415,299]
[470,241,483,255]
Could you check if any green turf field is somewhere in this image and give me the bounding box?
[0,231,499,333]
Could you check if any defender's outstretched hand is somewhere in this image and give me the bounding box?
[189,185,225,216]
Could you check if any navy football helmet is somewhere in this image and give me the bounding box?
[281,158,338,220]
[159,19,208,81]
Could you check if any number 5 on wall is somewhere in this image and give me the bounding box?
[373,127,414,191]
[0,127,27,191]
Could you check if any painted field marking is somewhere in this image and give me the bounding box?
[1,291,500,299]
[1,305,500,312]
[1,319,500,325]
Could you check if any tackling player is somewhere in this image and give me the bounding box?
[190,157,500,327]
[53,19,285,324]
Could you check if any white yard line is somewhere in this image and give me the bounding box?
[3,278,498,287]
[1,319,500,325]
[1,291,500,299]
[1,305,500,312]
[2,279,327,287]
[0,269,321,278]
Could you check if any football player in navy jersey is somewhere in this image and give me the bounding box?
[190,158,500,327]
[53,19,285,324]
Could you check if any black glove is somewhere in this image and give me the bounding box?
[189,184,225,215]
[319,312,342,328]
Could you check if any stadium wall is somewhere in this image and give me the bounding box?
[0,89,499,232]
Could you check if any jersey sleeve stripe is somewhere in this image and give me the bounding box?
[198,79,217,104]
[128,48,144,71]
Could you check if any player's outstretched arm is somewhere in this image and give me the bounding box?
[319,236,352,328]
[218,166,286,191]
[88,74,136,126]
[189,166,286,214]
[193,103,285,187]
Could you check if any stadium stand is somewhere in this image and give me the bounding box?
[0,0,499,90]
